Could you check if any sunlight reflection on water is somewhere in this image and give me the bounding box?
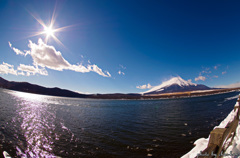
[11,91,60,157]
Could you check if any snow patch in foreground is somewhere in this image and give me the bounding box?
[224,125,240,157]
[182,101,240,158]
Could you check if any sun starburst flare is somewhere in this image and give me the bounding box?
[26,7,75,48]
[44,25,55,38]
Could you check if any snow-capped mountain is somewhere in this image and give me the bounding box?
[144,76,211,94]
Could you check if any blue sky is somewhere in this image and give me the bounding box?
[0,0,240,93]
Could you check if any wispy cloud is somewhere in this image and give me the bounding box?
[136,83,152,89]
[0,61,48,76]
[18,71,25,76]
[88,64,111,77]
[118,70,125,75]
[118,64,126,76]
[17,64,48,76]
[222,71,227,75]
[9,39,111,77]
[195,75,206,81]
[197,65,223,81]
[9,42,25,56]
[0,62,17,75]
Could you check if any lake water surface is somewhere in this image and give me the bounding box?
[0,88,239,157]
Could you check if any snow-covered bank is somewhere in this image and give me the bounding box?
[224,125,240,157]
[182,99,240,158]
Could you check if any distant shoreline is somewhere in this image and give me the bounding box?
[0,76,239,100]
[90,88,240,100]
[3,87,239,101]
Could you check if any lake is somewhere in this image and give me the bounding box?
[0,88,239,157]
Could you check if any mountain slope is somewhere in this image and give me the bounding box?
[144,77,211,95]
[0,77,88,98]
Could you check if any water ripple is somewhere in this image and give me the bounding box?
[0,89,238,157]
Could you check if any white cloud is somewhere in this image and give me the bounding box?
[106,71,111,77]
[215,82,240,88]
[69,64,91,73]
[26,39,71,71]
[87,64,111,77]
[18,71,25,76]
[8,42,12,48]
[197,65,223,81]
[10,38,111,77]
[195,76,206,81]
[136,83,152,89]
[17,64,48,76]
[9,42,25,55]
[3,62,13,68]
[0,62,17,75]
[0,62,48,76]
[118,70,125,75]
[222,71,227,75]
[13,48,25,56]
[118,64,126,76]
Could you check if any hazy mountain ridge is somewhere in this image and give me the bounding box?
[0,77,88,98]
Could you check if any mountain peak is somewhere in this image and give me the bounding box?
[144,77,201,94]
[166,76,196,87]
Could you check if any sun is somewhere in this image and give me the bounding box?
[44,26,55,37]
[41,24,57,44]
[27,4,78,48]
[27,9,75,47]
